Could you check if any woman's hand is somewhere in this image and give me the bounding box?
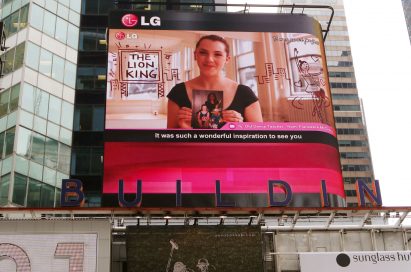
[177,107,193,128]
[222,110,243,122]
[167,101,193,128]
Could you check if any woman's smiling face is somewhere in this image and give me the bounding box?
[195,39,229,77]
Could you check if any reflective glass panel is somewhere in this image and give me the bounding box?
[43,10,56,37]
[39,49,52,76]
[13,173,27,206]
[30,4,44,30]
[0,174,10,205]
[55,17,68,44]
[31,132,45,164]
[26,178,41,207]
[44,137,58,169]
[48,95,62,124]
[16,126,31,157]
[51,54,64,82]
[40,183,55,207]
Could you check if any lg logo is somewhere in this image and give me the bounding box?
[121,14,161,28]
[121,14,138,27]
[115,31,126,40]
[115,32,138,40]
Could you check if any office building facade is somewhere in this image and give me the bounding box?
[0,0,79,207]
[279,0,375,206]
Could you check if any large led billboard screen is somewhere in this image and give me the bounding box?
[103,11,345,207]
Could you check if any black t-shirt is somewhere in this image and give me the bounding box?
[167,82,258,119]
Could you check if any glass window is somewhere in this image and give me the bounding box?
[9,10,19,36]
[79,28,96,51]
[0,174,10,205]
[93,106,104,131]
[55,189,61,207]
[15,155,29,176]
[47,121,59,140]
[26,178,41,207]
[34,88,49,118]
[70,0,81,13]
[59,0,70,7]
[13,173,27,206]
[90,147,103,174]
[1,5,29,37]
[30,4,44,30]
[59,127,72,145]
[6,111,17,128]
[46,0,58,13]
[19,5,29,27]
[95,66,106,89]
[76,66,95,89]
[2,16,12,38]
[16,126,31,157]
[39,49,52,76]
[13,42,25,71]
[21,83,35,112]
[26,42,40,70]
[0,132,4,159]
[99,0,112,14]
[52,54,64,82]
[83,0,99,14]
[71,147,89,174]
[4,127,15,156]
[96,28,106,50]
[48,96,62,124]
[238,67,257,95]
[61,101,73,129]
[68,9,80,26]
[0,89,10,117]
[9,84,20,112]
[57,4,69,19]
[58,143,71,174]
[29,160,43,181]
[236,40,253,55]
[64,61,76,88]
[55,17,68,44]
[2,48,15,75]
[71,147,103,175]
[40,182,55,207]
[67,24,79,49]
[74,105,92,131]
[237,52,255,68]
[43,11,56,37]
[44,138,58,169]
[43,167,56,186]
[31,132,45,164]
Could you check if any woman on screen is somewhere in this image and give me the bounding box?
[205,92,219,113]
[167,34,263,128]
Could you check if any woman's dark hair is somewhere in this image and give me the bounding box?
[207,93,217,102]
[196,35,230,55]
